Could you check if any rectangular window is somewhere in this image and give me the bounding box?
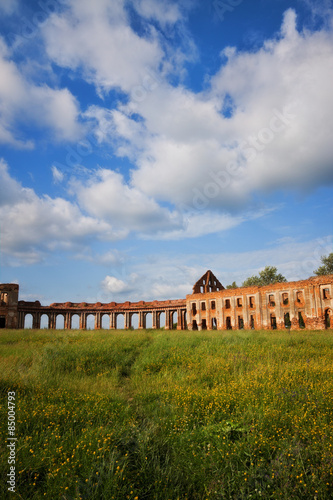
[237,298,242,307]
[211,301,216,310]
[249,296,255,308]
[269,294,275,307]
[323,288,330,299]
[282,293,289,305]
[296,291,303,303]
[201,302,206,311]
[225,299,231,309]
[192,303,197,315]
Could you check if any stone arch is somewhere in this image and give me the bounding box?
[159,311,165,329]
[56,314,65,329]
[40,314,49,329]
[145,312,153,329]
[116,313,125,330]
[71,314,80,329]
[170,311,177,329]
[24,313,33,329]
[130,313,139,330]
[86,314,95,330]
[101,314,110,329]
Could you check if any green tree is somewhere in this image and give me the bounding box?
[226,281,238,289]
[314,253,333,276]
[242,266,287,287]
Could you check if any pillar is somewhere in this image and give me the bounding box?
[138,311,145,329]
[64,312,71,330]
[125,312,131,330]
[95,313,101,330]
[110,312,116,329]
[33,313,40,330]
[80,313,86,330]
[165,310,170,330]
[177,309,182,330]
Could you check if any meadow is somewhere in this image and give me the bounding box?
[0,328,333,499]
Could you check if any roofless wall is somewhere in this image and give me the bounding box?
[186,274,333,331]
[0,272,332,331]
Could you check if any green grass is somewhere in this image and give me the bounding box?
[1,328,333,499]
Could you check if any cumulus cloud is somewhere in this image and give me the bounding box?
[0,160,123,265]
[133,0,182,26]
[101,275,131,294]
[86,8,333,213]
[70,168,184,234]
[41,0,164,96]
[0,37,83,146]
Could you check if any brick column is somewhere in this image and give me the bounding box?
[110,312,116,329]
[33,313,40,330]
[165,310,170,330]
[138,311,145,329]
[95,313,101,330]
[80,313,86,330]
[125,312,130,329]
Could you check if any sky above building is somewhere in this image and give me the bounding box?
[0,0,332,305]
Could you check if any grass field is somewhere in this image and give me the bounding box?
[1,328,333,499]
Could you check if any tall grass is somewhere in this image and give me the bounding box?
[1,328,333,499]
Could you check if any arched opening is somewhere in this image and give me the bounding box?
[325,309,331,329]
[24,314,33,329]
[0,316,6,328]
[284,312,291,328]
[159,312,165,329]
[86,314,95,330]
[130,313,139,330]
[201,319,207,330]
[56,314,65,329]
[226,317,232,330]
[71,314,80,329]
[211,317,217,330]
[101,314,110,329]
[170,311,177,329]
[192,320,198,330]
[40,314,49,329]
[145,312,153,329]
[250,315,255,329]
[116,313,125,330]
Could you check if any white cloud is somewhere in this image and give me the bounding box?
[0,160,124,265]
[42,0,164,96]
[101,275,131,294]
[133,0,182,26]
[71,168,184,234]
[0,37,83,146]
[51,165,64,183]
[85,8,333,213]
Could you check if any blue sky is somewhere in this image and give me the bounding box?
[0,0,332,304]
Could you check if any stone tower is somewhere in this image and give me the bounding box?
[0,284,19,329]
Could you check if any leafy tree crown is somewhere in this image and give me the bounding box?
[314,253,333,276]
[242,266,287,287]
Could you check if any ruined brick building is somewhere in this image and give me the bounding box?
[0,271,332,331]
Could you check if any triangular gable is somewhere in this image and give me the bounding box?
[192,270,224,294]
